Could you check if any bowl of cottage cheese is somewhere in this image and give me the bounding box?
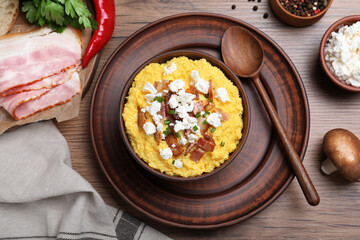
[119,50,249,181]
[320,15,360,92]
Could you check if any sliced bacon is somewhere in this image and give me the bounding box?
[154,80,171,92]
[196,137,216,152]
[185,85,199,100]
[190,148,206,162]
[193,99,209,115]
[158,101,166,119]
[197,116,210,134]
[165,134,184,157]
[184,142,196,156]
[137,107,146,129]
[0,65,78,97]
[155,131,161,145]
[0,27,81,94]
[12,71,81,120]
[208,79,214,99]
[215,108,230,121]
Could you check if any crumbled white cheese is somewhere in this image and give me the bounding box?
[180,137,187,145]
[160,147,173,160]
[144,93,156,102]
[161,133,166,140]
[171,143,176,148]
[207,113,222,127]
[168,79,185,93]
[215,88,230,102]
[142,122,156,135]
[190,70,200,83]
[142,82,157,94]
[164,62,177,75]
[188,133,198,143]
[140,108,146,113]
[169,123,174,127]
[190,70,209,94]
[174,116,198,133]
[147,101,161,116]
[173,159,183,169]
[168,94,179,109]
[195,78,209,94]
[325,21,360,87]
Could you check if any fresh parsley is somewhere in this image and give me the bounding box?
[21,0,98,33]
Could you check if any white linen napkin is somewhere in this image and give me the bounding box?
[0,121,171,240]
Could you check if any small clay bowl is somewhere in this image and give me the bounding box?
[269,0,333,27]
[118,50,250,182]
[320,15,360,92]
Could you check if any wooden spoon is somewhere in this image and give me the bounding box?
[222,26,320,206]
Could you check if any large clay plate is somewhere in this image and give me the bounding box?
[90,13,309,229]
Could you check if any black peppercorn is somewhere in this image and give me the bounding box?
[231,4,236,10]
[253,5,258,11]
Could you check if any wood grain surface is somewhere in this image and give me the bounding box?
[56,0,360,239]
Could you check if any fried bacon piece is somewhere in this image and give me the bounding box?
[190,148,206,162]
[196,137,215,152]
[155,131,162,145]
[185,85,199,100]
[184,142,196,156]
[215,108,230,121]
[137,107,146,128]
[197,116,210,134]
[193,99,209,115]
[165,134,184,157]
[154,80,171,92]
[208,79,214,99]
[158,101,166,119]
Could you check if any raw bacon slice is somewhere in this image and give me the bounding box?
[0,27,81,94]
[12,72,81,120]
[0,65,78,97]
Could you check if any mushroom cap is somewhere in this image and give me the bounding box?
[323,129,360,181]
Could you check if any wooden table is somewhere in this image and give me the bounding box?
[57,1,360,238]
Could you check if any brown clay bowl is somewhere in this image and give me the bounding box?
[269,0,333,27]
[320,15,360,92]
[118,50,250,182]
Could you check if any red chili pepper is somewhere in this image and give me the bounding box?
[82,0,115,67]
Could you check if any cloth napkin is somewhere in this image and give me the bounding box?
[0,121,171,240]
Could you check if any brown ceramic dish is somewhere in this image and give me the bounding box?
[320,15,360,92]
[269,0,333,27]
[118,50,250,182]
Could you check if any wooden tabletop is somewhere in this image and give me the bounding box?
[57,1,360,239]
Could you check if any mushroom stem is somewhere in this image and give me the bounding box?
[321,158,338,175]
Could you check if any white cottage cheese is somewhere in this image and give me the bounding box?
[324,21,360,87]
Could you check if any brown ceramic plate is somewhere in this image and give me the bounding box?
[118,50,250,182]
[90,13,309,229]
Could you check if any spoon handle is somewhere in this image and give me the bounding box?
[253,75,320,206]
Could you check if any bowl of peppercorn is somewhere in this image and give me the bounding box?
[269,0,333,27]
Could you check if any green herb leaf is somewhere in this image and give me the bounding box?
[203,120,207,125]
[175,133,180,138]
[193,126,198,131]
[164,120,170,125]
[169,110,175,115]
[220,141,225,147]
[211,127,216,133]
[22,1,38,23]
[157,97,164,103]
[195,113,201,118]
[205,111,210,115]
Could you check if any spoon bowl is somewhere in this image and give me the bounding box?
[222,27,264,78]
[221,26,320,206]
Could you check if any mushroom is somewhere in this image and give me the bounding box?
[321,128,360,181]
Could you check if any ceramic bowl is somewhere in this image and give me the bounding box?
[269,0,333,27]
[320,15,360,92]
[118,50,250,182]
